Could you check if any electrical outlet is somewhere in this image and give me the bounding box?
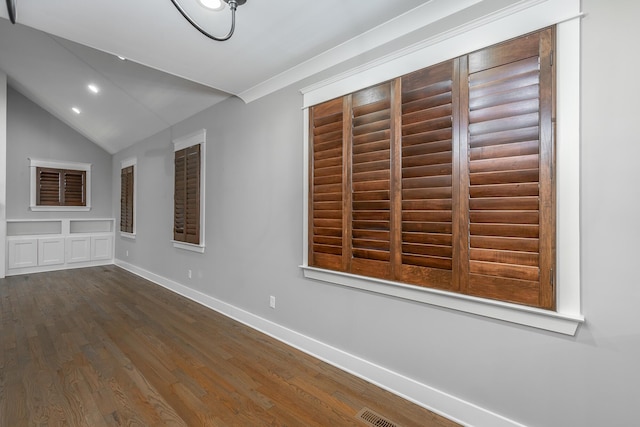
[269,296,276,309]
[188,269,192,279]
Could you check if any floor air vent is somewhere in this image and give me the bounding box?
[356,407,401,427]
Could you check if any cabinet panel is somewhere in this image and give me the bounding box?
[91,235,113,261]
[38,238,65,266]
[66,237,91,263]
[8,239,38,269]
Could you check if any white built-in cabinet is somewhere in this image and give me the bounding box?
[6,219,114,275]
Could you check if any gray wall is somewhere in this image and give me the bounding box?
[112,1,640,426]
[6,87,112,219]
[0,72,7,278]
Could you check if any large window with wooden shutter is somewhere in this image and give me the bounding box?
[309,28,555,310]
[120,158,136,235]
[29,159,92,212]
[173,130,206,252]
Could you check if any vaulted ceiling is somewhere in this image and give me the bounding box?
[0,0,526,153]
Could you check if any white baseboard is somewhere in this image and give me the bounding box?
[5,258,114,277]
[114,259,526,427]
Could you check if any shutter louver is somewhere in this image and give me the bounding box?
[400,60,456,289]
[464,29,554,308]
[37,167,62,206]
[350,83,392,279]
[309,98,345,271]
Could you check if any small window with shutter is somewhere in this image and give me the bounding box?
[120,158,136,236]
[29,159,91,211]
[172,130,206,252]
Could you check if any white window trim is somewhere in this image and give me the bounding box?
[172,129,206,253]
[171,240,205,254]
[29,158,92,212]
[300,0,583,336]
[120,157,137,239]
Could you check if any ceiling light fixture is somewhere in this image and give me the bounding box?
[88,84,100,94]
[199,0,225,11]
[72,107,81,114]
[169,0,247,41]
[117,55,126,61]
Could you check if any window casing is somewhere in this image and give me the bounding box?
[120,158,136,236]
[302,2,582,335]
[173,130,206,253]
[29,159,91,211]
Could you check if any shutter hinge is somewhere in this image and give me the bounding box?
[550,268,554,290]
[550,50,554,67]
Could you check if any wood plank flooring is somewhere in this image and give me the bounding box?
[0,266,459,426]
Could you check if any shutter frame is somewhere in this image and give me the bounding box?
[349,82,393,280]
[399,59,458,291]
[463,28,555,308]
[63,169,86,206]
[36,167,62,206]
[309,97,345,271]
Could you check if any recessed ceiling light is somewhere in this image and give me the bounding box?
[88,84,100,94]
[199,0,225,11]
[72,107,81,114]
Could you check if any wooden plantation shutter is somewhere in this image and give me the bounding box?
[174,144,201,244]
[399,60,458,290]
[309,97,345,271]
[461,28,554,308]
[36,167,62,205]
[63,169,86,206]
[350,83,393,279]
[36,167,86,206]
[120,166,134,233]
[308,27,555,309]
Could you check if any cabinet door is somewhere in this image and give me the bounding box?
[8,239,38,269]
[91,235,113,261]
[66,236,91,263]
[38,238,65,266]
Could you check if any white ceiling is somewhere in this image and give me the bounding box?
[0,0,524,153]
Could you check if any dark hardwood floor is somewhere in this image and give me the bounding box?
[0,266,459,426]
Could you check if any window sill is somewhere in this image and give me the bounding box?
[30,206,90,212]
[172,240,205,253]
[301,266,584,336]
[120,232,136,240]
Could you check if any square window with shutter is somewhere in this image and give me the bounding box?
[35,167,86,207]
[30,159,91,211]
